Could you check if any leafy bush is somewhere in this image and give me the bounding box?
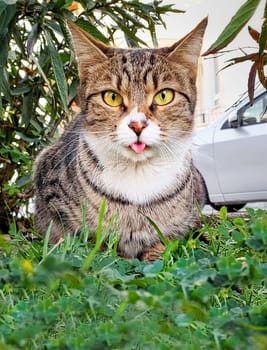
[0,207,267,349]
[0,0,181,234]
[203,0,267,103]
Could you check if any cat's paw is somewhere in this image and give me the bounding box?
[140,241,165,262]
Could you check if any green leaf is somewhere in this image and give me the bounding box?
[75,18,109,44]
[219,206,228,221]
[22,91,33,127]
[260,0,267,54]
[45,31,69,114]
[148,19,158,47]
[0,3,16,35]
[143,260,163,276]
[113,6,145,29]
[11,85,31,96]
[16,175,31,187]
[259,18,267,54]
[26,22,40,57]
[16,131,40,143]
[30,54,53,95]
[0,34,10,102]
[106,10,147,46]
[203,0,261,56]
[12,23,26,55]
[217,256,242,280]
[0,67,11,102]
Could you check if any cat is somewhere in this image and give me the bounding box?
[33,18,208,261]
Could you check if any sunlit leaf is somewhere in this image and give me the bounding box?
[75,18,108,44]
[202,0,261,56]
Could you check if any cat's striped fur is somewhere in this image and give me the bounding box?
[33,18,208,260]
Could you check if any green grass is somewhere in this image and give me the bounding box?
[0,207,267,350]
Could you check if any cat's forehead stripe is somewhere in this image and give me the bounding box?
[116,51,159,91]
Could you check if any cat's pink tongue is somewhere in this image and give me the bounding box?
[130,142,146,153]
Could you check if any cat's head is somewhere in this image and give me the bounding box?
[67,18,207,164]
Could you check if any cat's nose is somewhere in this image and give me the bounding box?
[128,121,148,136]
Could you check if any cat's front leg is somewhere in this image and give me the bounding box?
[139,241,165,261]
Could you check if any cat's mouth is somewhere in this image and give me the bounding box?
[129,141,147,154]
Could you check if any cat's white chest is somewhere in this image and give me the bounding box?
[99,156,189,205]
[83,131,192,205]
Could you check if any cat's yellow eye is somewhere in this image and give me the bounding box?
[153,89,174,106]
[103,90,123,107]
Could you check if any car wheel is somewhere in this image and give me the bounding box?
[210,203,245,212]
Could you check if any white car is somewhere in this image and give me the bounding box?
[193,89,267,211]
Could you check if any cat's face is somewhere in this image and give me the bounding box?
[67,18,207,163]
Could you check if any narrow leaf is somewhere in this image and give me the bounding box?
[148,19,158,47]
[248,25,260,43]
[11,85,31,96]
[75,18,109,44]
[30,55,53,95]
[257,55,267,89]
[248,60,257,104]
[46,31,68,114]
[22,91,33,127]
[226,52,259,64]
[259,0,267,53]
[106,11,147,46]
[259,19,267,54]
[0,3,16,35]
[0,68,11,102]
[0,33,10,101]
[26,23,40,57]
[203,0,261,56]
[113,6,145,29]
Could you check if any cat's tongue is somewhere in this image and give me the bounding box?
[130,141,146,153]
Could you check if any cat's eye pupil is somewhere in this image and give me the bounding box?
[153,89,174,106]
[103,90,123,107]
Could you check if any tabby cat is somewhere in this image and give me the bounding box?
[33,18,208,261]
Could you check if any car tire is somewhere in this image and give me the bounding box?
[210,203,245,212]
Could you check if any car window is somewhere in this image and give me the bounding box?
[220,92,267,130]
[238,93,267,126]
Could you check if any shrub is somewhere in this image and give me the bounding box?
[0,0,181,233]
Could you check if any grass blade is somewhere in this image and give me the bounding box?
[145,215,168,246]
[81,197,106,271]
[42,221,53,260]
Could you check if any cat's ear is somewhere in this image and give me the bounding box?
[167,17,208,72]
[66,19,109,69]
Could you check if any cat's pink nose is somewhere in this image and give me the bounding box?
[128,121,147,136]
